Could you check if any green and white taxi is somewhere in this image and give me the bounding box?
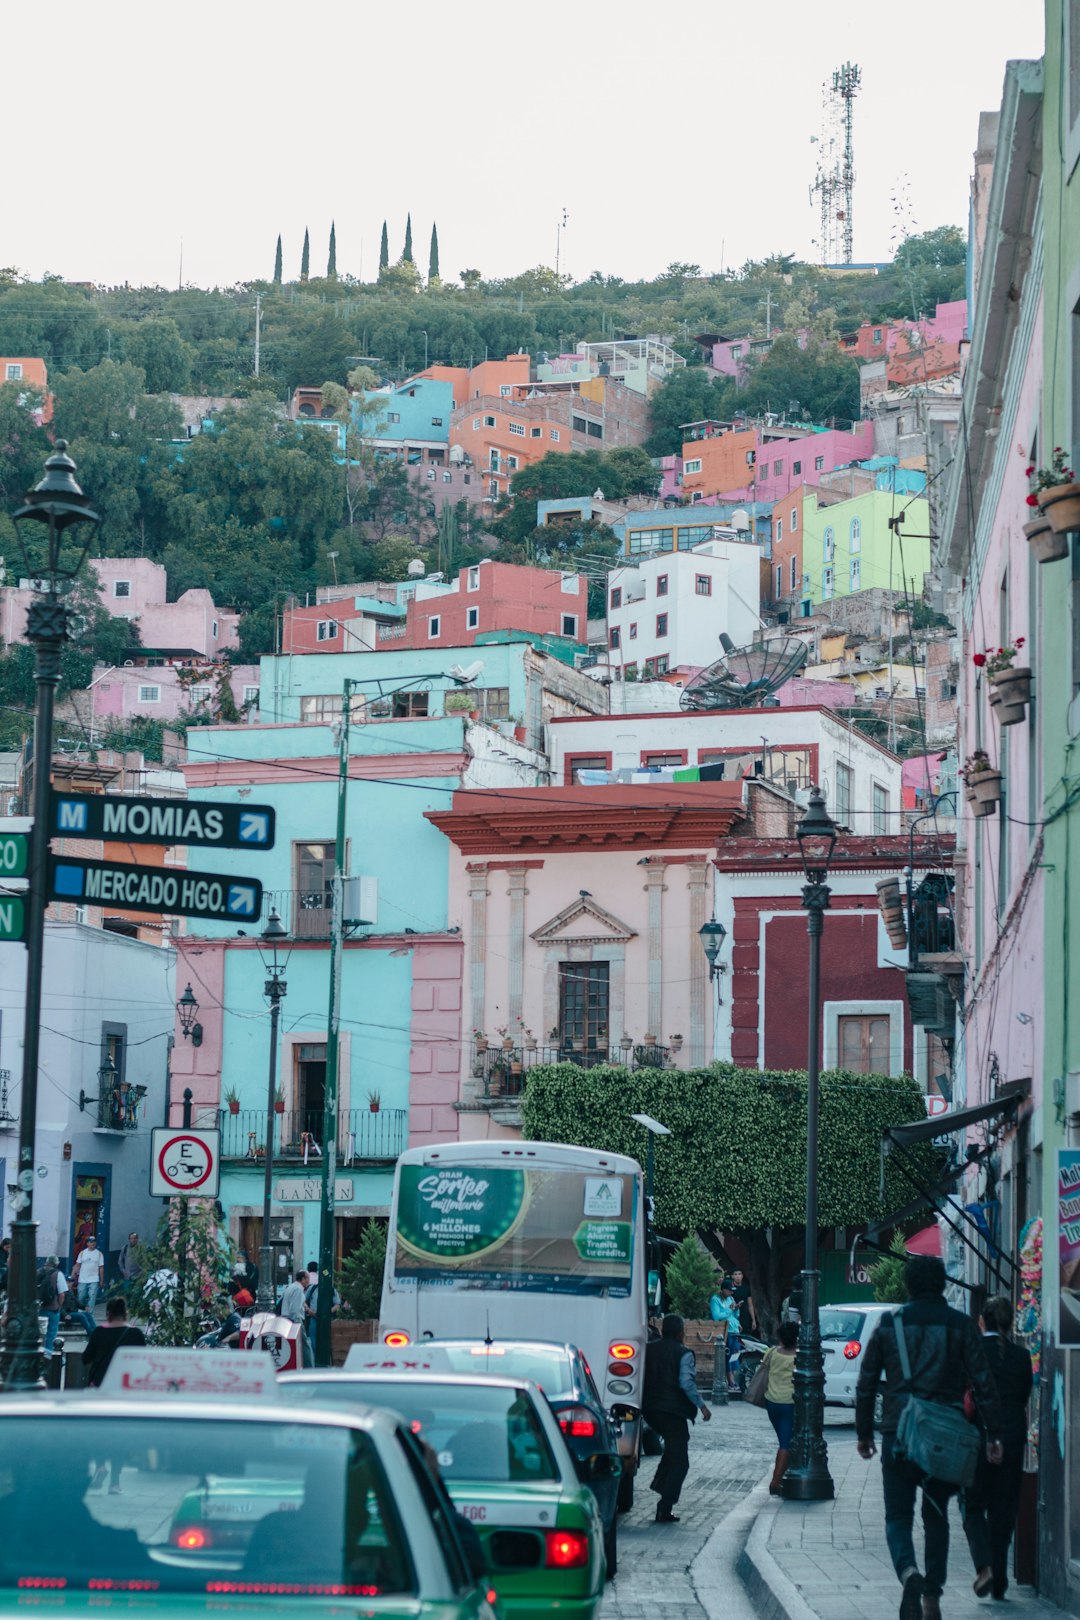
[282,1368,611,1620]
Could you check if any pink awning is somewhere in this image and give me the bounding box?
[905,1224,942,1257]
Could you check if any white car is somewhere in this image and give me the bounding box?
[820,1303,897,1410]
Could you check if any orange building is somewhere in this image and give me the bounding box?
[1,357,53,423]
[680,423,759,500]
[418,356,531,408]
[769,484,810,611]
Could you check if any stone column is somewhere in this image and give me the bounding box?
[686,859,709,1066]
[467,865,489,1043]
[644,864,667,1040]
[506,866,531,1031]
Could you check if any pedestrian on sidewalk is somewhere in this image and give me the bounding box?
[281,1269,315,1367]
[37,1257,67,1356]
[961,1294,1033,1602]
[759,1320,798,1494]
[855,1255,1003,1620]
[642,1313,711,1524]
[83,1296,146,1388]
[730,1268,758,1335]
[709,1281,743,1392]
[74,1236,104,1315]
[118,1232,141,1295]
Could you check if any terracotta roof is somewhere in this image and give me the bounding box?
[426,783,745,855]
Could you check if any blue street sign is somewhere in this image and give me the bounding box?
[49,792,275,851]
[50,856,263,922]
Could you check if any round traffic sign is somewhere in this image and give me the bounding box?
[157,1133,214,1192]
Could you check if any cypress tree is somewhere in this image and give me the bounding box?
[300,227,310,282]
[379,221,389,273]
[273,234,282,285]
[403,213,413,263]
[327,220,337,278]
[428,222,440,284]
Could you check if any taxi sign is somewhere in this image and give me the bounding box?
[344,1345,452,1373]
[102,1346,279,1399]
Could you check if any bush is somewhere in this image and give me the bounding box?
[665,1234,715,1318]
[338,1218,387,1320]
[869,1232,910,1303]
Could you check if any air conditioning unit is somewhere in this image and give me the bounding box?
[342,875,378,929]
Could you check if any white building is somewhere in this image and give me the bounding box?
[604,539,760,678]
[547,705,903,834]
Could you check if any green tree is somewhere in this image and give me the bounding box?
[646,367,730,456]
[274,234,283,285]
[868,1232,911,1303]
[736,335,860,425]
[0,379,50,509]
[379,221,389,274]
[126,1202,239,1344]
[888,225,967,318]
[428,222,440,286]
[403,213,414,264]
[327,220,337,278]
[665,1234,716,1318]
[338,1219,387,1319]
[120,318,192,393]
[300,227,310,282]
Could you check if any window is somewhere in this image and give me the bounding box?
[610,627,621,649]
[550,429,560,441]
[387,412,400,424]
[656,613,668,637]
[561,613,578,638]
[466,606,479,630]
[823,526,835,562]
[610,587,622,609]
[474,687,511,721]
[467,566,480,590]
[838,1013,891,1074]
[643,751,685,767]
[531,426,542,438]
[484,415,496,428]
[508,421,526,437]
[657,575,669,596]
[113,580,131,599]
[442,470,452,483]
[823,566,834,599]
[774,460,783,476]
[5,363,22,380]
[499,384,512,397]
[873,328,883,344]
[392,691,429,718]
[295,844,335,940]
[790,507,798,531]
[559,961,610,1055]
[655,654,669,674]
[431,416,443,427]
[790,555,797,591]
[695,574,711,596]
[428,615,441,639]
[627,528,675,554]
[629,623,638,639]
[684,458,703,475]
[507,455,518,470]
[624,663,638,679]
[137,684,160,704]
[776,564,783,597]
[572,416,588,434]
[243,685,259,704]
[300,693,342,722]
[730,344,743,359]
[590,423,605,443]
[472,417,481,431]
[489,450,500,470]
[850,517,861,551]
[872,782,889,834]
[187,683,212,706]
[776,519,783,543]
[835,761,852,824]
[568,754,610,783]
[316,619,338,642]
[793,460,802,475]
[815,455,825,471]
[851,558,861,590]
[101,1023,127,1089]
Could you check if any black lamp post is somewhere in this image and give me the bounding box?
[1,444,100,1392]
[781,785,838,1501]
[176,984,203,1047]
[257,909,288,1313]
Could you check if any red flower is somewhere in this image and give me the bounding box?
[1016,636,1025,647]
[973,653,987,667]
[1025,465,1035,477]
[1026,493,1039,506]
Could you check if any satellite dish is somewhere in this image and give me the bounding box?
[680,635,808,711]
[407,559,425,577]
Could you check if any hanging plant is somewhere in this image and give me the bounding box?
[960,750,1002,816]
[974,639,1032,726]
[1028,450,1080,536]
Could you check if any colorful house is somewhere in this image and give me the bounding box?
[681,419,875,505]
[0,356,52,422]
[772,485,932,615]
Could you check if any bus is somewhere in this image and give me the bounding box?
[380,1140,648,1507]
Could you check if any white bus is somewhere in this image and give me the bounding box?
[380,1139,648,1507]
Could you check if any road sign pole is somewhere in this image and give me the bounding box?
[176,1089,193,1341]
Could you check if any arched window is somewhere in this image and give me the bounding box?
[850,517,861,552]
[823,526,835,562]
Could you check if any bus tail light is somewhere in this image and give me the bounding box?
[609,1343,636,1360]
[383,1331,410,1346]
[557,1406,599,1439]
[545,1530,590,1568]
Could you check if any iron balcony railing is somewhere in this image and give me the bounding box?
[475,1043,673,1098]
[219,1106,407,1163]
[260,888,333,940]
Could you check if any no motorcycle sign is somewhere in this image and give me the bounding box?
[149,1127,221,1198]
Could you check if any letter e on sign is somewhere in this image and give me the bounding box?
[149,1127,220,1198]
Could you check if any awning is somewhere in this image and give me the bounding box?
[883,1081,1028,1153]
[905,1224,942,1257]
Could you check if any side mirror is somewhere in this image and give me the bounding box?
[578,1453,622,1482]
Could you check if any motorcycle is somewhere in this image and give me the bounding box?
[727,1332,768,1397]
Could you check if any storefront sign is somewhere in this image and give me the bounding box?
[1058,1149,1080,1345]
[274,1178,356,1203]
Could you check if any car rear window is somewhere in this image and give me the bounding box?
[819,1310,867,1340]
[440,1346,576,1398]
[0,1418,414,1597]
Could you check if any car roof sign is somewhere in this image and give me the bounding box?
[101,1346,280,1400]
[343,1345,453,1373]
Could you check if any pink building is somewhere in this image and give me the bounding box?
[681,420,875,506]
[0,558,240,659]
[90,663,261,727]
[394,561,588,650]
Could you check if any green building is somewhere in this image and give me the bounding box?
[782,486,932,614]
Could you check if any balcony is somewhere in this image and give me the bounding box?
[475,1043,672,1099]
[219,1107,407,1163]
[96,1081,147,1132]
[260,889,332,940]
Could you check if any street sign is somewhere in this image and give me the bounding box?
[0,896,25,943]
[50,856,262,922]
[149,1127,221,1198]
[0,834,28,878]
[50,792,275,851]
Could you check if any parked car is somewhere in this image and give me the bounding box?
[820,1303,896,1412]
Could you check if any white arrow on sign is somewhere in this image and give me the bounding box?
[239,812,270,845]
[227,884,259,916]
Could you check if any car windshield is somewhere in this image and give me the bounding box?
[0,1418,414,1597]
[289,1380,560,1484]
[438,1345,576,1398]
[819,1310,868,1340]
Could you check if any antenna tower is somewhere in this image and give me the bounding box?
[811,62,860,266]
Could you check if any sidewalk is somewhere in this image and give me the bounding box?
[738,1421,1069,1620]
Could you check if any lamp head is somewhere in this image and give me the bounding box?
[698,917,728,972]
[13,442,101,585]
[796,785,837,883]
[176,983,203,1046]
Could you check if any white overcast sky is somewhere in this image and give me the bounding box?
[9,0,1044,289]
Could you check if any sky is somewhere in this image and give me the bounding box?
[9,0,1045,290]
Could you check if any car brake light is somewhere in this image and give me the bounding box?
[844,1340,862,1360]
[383,1331,410,1346]
[609,1343,636,1360]
[558,1405,598,1438]
[174,1527,212,1550]
[545,1529,590,1568]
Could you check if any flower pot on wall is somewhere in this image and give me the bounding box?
[1040,481,1080,535]
[966,770,1003,816]
[273,1100,285,1115]
[227,1100,240,1116]
[1024,516,1069,563]
[989,666,1032,726]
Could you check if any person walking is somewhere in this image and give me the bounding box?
[281,1269,314,1367]
[74,1236,104,1316]
[708,1281,743,1392]
[37,1257,67,1356]
[83,1296,146,1388]
[730,1268,758,1335]
[760,1320,798,1494]
[962,1295,1033,1601]
[855,1256,1003,1620]
[642,1313,711,1523]
[118,1232,141,1294]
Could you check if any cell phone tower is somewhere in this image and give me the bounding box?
[811,62,861,265]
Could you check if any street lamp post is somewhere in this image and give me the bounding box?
[0,444,100,1392]
[257,909,288,1313]
[781,785,838,1502]
[630,1113,669,1311]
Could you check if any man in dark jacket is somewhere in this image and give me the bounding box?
[642,1314,711,1523]
[855,1256,1003,1620]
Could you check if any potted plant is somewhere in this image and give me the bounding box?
[273,1085,286,1115]
[1029,448,1080,537]
[1024,511,1067,563]
[523,1028,537,1052]
[367,1090,381,1114]
[974,638,1032,726]
[224,1086,240,1116]
[444,689,479,717]
[669,1034,684,1051]
[961,750,1003,817]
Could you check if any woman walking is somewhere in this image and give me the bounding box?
[962,1295,1033,1601]
[760,1320,798,1494]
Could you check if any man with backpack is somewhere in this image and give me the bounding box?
[37,1256,67,1356]
[855,1255,1003,1620]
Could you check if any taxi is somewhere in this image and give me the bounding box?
[282,1367,610,1620]
[0,1349,497,1620]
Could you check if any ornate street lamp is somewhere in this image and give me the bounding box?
[698,917,728,980]
[1,445,100,1391]
[782,786,838,1501]
[256,909,288,1312]
[176,984,203,1046]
